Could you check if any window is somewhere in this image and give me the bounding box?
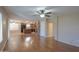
[0,12,3,43]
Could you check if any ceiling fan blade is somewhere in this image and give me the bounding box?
[32,14,40,17]
[36,10,45,15]
[45,12,52,14]
[36,11,41,14]
[45,15,50,17]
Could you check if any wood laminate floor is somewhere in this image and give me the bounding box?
[4,32,79,52]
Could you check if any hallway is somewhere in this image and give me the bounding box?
[4,32,79,52]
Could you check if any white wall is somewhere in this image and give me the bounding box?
[40,18,47,37]
[0,7,8,51]
[49,14,79,47]
[9,22,20,30]
[57,14,79,47]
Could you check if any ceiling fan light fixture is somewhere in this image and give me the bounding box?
[40,14,45,18]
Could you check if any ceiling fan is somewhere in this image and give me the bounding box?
[34,9,53,18]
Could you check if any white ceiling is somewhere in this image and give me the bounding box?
[4,6,79,20]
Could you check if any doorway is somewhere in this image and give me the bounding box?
[47,21,54,37]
